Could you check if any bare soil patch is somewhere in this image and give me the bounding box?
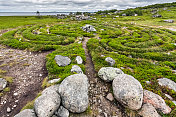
[0,45,50,117]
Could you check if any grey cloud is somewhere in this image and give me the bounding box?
[0,0,175,12]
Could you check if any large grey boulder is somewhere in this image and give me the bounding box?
[76,56,83,64]
[112,74,143,110]
[55,55,71,66]
[158,78,176,92]
[82,24,96,32]
[0,78,7,91]
[14,109,36,117]
[59,74,89,113]
[143,90,171,114]
[71,65,83,74]
[105,57,115,66]
[55,106,69,117]
[34,86,61,117]
[98,67,124,82]
[138,103,161,117]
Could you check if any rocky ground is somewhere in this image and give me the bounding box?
[0,42,50,116]
[82,37,126,117]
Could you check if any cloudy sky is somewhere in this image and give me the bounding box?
[0,0,176,12]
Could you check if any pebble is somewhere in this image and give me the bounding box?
[39,74,42,77]
[14,93,18,96]
[7,107,11,113]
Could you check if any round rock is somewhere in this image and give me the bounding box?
[34,90,61,117]
[59,74,89,113]
[76,56,83,64]
[98,67,124,82]
[143,90,171,114]
[55,55,71,67]
[105,57,115,66]
[71,65,83,74]
[157,78,176,92]
[0,78,7,91]
[112,74,143,110]
[55,106,69,117]
[14,109,36,117]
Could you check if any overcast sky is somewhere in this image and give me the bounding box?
[0,0,176,12]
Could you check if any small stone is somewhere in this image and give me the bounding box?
[39,74,42,77]
[146,81,151,84]
[7,107,11,113]
[71,65,83,74]
[55,106,69,117]
[106,93,114,101]
[14,93,18,96]
[48,79,60,84]
[105,57,115,66]
[13,105,17,108]
[76,56,83,64]
[165,94,173,100]
[0,78,7,91]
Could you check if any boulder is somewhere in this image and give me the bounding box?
[76,56,83,64]
[82,24,96,32]
[34,88,61,117]
[14,109,36,117]
[138,103,161,117]
[0,78,7,91]
[98,67,124,82]
[55,55,71,67]
[59,74,89,113]
[71,65,83,74]
[112,74,143,110]
[55,106,69,117]
[157,78,176,92]
[105,57,115,66]
[143,90,171,114]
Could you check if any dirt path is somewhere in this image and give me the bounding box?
[0,45,50,117]
[82,37,126,117]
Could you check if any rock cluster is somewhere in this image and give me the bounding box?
[15,74,89,117]
[82,24,96,32]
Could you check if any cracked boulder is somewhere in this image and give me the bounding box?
[112,74,143,110]
[98,67,124,82]
[59,74,89,113]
